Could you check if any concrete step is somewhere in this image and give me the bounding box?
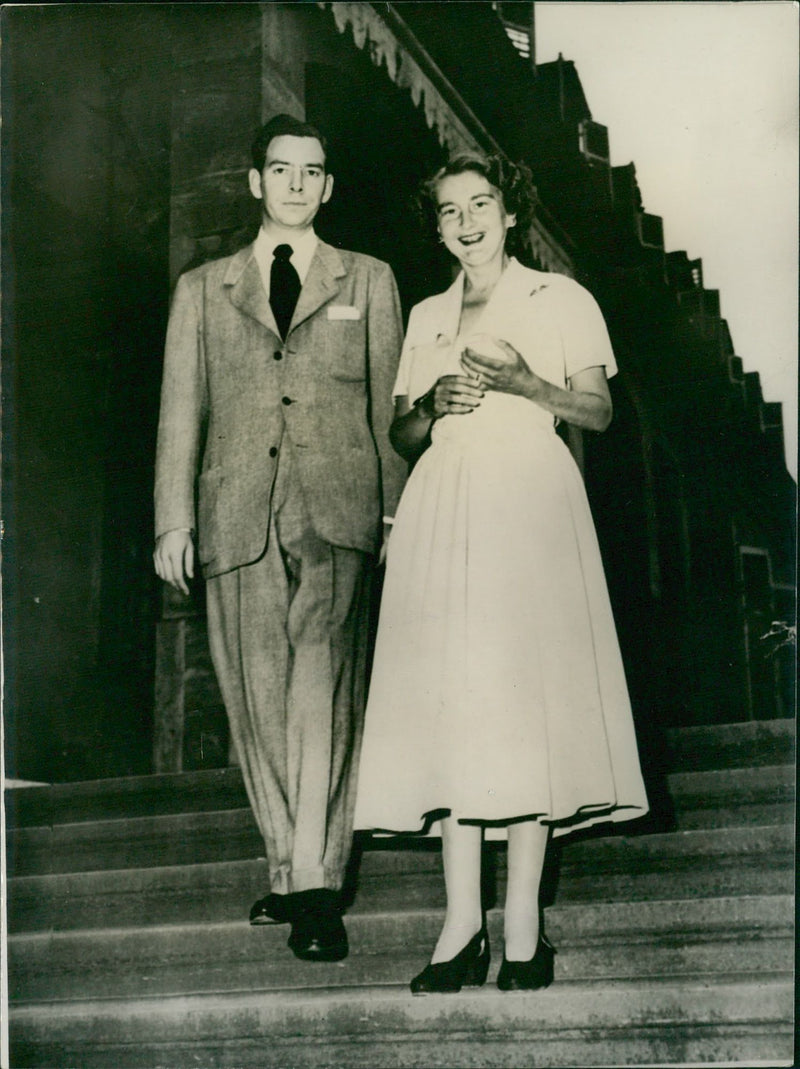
[559,822,793,869]
[7,763,794,877]
[669,764,794,829]
[6,718,794,833]
[665,717,795,772]
[358,823,795,882]
[355,862,793,914]
[8,821,793,934]
[7,803,791,879]
[672,801,793,830]
[8,895,793,1002]
[4,768,249,829]
[7,807,263,877]
[9,974,794,1068]
[6,721,793,1068]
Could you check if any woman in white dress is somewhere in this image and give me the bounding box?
[355,153,648,994]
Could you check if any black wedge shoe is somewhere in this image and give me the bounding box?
[496,933,556,991]
[410,927,490,995]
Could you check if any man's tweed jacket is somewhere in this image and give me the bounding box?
[154,239,406,578]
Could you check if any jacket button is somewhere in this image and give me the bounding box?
[274,351,283,361]
[282,396,292,406]
[269,446,278,458]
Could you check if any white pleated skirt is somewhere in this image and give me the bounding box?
[355,400,649,839]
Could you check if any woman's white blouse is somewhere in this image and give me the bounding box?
[393,259,617,408]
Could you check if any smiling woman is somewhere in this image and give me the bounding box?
[436,173,513,271]
[355,150,648,995]
[416,152,537,258]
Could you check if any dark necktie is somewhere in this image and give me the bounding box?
[270,243,301,339]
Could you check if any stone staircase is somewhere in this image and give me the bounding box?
[6,719,795,1068]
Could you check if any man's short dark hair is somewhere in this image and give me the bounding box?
[251,114,329,173]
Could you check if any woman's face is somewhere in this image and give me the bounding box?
[435,170,516,269]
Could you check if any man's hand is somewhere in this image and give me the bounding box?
[153,529,195,596]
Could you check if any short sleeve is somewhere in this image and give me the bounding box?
[392,303,424,398]
[558,280,618,381]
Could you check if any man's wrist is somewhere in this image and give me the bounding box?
[157,527,194,541]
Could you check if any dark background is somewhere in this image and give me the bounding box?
[2,3,795,784]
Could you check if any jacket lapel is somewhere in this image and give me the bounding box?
[290,241,346,332]
[225,246,280,337]
[224,239,347,339]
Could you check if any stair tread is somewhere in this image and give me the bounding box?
[9,892,793,1002]
[13,999,794,1069]
[664,720,795,773]
[8,863,794,937]
[9,833,791,893]
[665,719,795,745]
[8,838,794,905]
[10,897,793,961]
[11,972,793,1022]
[6,721,794,1066]
[9,762,794,836]
[7,799,795,878]
[672,802,793,830]
[13,948,794,1003]
[10,891,793,935]
[6,718,794,828]
[669,763,794,790]
[9,821,793,886]
[4,768,249,828]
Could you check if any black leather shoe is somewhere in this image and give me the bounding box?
[249,892,296,925]
[497,933,556,991]
[287,889,348,962]
[410,927,490,995]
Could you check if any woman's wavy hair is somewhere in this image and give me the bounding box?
[416,153,538,254]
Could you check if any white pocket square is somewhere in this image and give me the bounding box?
[327,304,361,320]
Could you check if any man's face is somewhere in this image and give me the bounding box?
[248,135,333,232]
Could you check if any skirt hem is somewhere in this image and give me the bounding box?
[356,800,649,839]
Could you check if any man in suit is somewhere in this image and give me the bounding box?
[154,114,405,961]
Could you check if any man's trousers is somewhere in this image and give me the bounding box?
[205,503,372,895]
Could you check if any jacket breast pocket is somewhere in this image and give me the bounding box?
[324,319,367,381]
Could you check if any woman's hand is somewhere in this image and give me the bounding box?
[389,375,484,461]
[461,338,613,432]
[460,339,540,398]
[417,374,485,418]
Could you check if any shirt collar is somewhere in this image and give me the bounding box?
[253,226,319,293]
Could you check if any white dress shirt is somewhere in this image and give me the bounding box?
[253,226,318,298]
